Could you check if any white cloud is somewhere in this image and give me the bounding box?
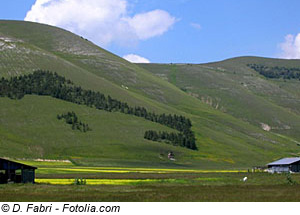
[279,33,300,59]
[123,54,150,63]
[25,0,176,47]
[190,22,201,30]
[126,10,176,40]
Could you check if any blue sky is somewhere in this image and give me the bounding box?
[1,0,300,63]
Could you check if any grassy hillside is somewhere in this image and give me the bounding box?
[140,57,300,141]
[0,20,299,169]
[0,95,189,167]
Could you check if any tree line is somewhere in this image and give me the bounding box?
[248,64,300,80]
[144,130,197,150]
[0,70,197,150]
[57,111,91,132]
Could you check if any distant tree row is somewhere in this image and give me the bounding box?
[144,130,197,150]
[248,64,300,80]
[0,70,197,150]
[57,111,91,132]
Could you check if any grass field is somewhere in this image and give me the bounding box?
[0,160,299,201]
[1,161,300,201]
[3,183,300,201]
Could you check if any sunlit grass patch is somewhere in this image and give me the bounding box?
[37,166,247,175]
[37,167,168,174]
[15,160,74,167]
[13,159,247,174]
[35,178,188,185]
[71,166,246,173]
[195,178,223,181]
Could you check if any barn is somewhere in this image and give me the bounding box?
[0,158,37,184]
[267,157,300,173]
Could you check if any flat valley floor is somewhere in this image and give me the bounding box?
[1,160,300,201]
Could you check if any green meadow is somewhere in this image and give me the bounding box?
[0,160,300,201]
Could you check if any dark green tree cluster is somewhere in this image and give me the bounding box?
[0,70,196,150]
[57,111,91,132]
[0,70,72,99]
[248,64,300,80]
[144,130,197,150]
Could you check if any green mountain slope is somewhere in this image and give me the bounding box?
[0,20,299,169]
[140,57,300,141]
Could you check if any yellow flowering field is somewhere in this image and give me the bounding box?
[36,178,186,185]
[37,167,246,174]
